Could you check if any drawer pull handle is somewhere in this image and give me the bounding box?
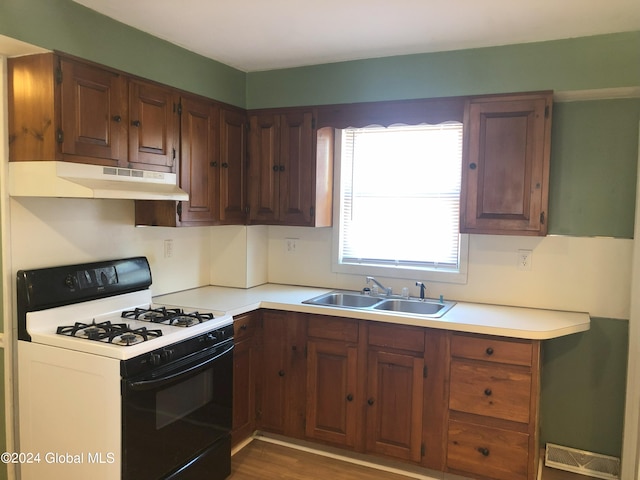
[485,347,494,355]
[346,394,354,402]
[367,398,375,406]
[484,388,492,396]
[240,324,248,330]
[278,370,285,377]
[477,447,490,457]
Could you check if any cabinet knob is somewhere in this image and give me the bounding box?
[240,324,247,330]
[469,162,477,170]
[367,398,375,406]
[346,394,354,402]
[112,115,122,123]
[131,120,141,127]
[278,370,285,377]
[279,165,285,172]
[222,162,229,168]
[272,165,279,172]
[477,447,490,457]
[485,347,494,356]
[210,161,218,167]
[484,388,492,396]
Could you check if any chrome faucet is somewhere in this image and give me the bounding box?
[415,281,427,300]
[366,276,392,296]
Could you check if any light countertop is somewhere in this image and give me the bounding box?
[154,284,590,340]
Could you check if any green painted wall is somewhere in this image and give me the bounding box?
[246,32,640,108]
[0,0,246,107]
[541,318,628,456]
[549,99,640,238]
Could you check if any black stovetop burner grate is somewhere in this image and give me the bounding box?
[121,307,214,327]
[56,320,163,346]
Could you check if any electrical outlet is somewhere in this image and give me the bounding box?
[164,239,174,258]
[517,249,532,271]
[285,238,298,255]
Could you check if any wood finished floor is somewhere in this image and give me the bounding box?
[229,440,414,480]
[230,440,593,480]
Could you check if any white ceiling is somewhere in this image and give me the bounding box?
[72,0,639,72]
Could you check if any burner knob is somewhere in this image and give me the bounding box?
[206,332,218,343]
[149,353,162,366]
[161,349,175,362]
[64,274,77,289]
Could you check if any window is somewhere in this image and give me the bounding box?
[332,123,468,284]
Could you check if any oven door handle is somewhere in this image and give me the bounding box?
[126,344,233,391]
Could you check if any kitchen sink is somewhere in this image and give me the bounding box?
[302,291,455,318]
[373,298,452,316]
[302,291,383,308]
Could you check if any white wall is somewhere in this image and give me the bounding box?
[266,225,632,320]
[8,197,212,297]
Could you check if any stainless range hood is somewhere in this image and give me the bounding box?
[8,161,189,201]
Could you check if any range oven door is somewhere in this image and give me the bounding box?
[122,339,233,480]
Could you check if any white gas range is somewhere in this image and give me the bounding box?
[16,257,234,480]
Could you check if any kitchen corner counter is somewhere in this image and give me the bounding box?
[154,284,590,340]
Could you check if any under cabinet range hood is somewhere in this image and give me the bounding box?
[8,161,189,201]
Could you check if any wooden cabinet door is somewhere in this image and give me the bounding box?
[59,57,128,167]
[258,311,306,438]
[232,312,259,446]
[128,80,178,172]
[178,96,220,224]
[460,92,552,235]
[248,114,279,223]
[278,112,315,225]
[219,107,248,224]
[306,339,358,448]
[365,349,424,462]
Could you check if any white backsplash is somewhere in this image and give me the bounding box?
[6,198,632,320]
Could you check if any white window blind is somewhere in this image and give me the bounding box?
[338,123,463,271]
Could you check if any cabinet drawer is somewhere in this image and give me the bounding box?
[451,334,532,366]
[233,313,259,342]
[449,359,531,423]
[447,420,529,480]
[308,316,358,343]
[368,323,424,352]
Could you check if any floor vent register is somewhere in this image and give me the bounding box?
[545,443,620,480]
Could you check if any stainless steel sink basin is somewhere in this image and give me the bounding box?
[303,291,383,308]
[302,291,455,318]
[373,298,451,316]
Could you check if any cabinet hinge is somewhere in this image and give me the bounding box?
[310,206,315,218]
[311,117,316,130]
[55,67,63,84]
[421,443,425,457]
[304,345,308,358]
[423,365,428,378]
[56,129,64,144]
[244,205,250,214]
[545,105,550,118]
[540,211,546,225]
[175,102,182,115]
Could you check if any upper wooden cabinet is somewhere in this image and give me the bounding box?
[8,53,128,167]
[219,107,249,225]
[8,53,180,174]
[248,109,333,227]
[135,102,245,227]
[460,92,553,236]
[128,79,179,173]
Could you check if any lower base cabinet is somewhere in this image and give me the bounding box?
[234,310,541,480]
[446,332,541,480]
[231,312,260,446]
